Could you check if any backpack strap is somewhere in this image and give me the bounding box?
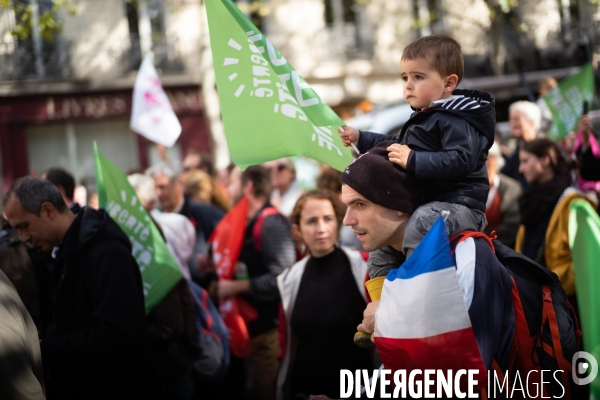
[449,230,497,254]
[480,360,504,400]
[541,287,573,400]
[568,301,583,349]
[252,207,280,252]
[201,289,213,330]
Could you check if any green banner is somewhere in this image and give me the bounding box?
[205,0,353,171]
[544,63,595,140]
[569,199,600,396]
[94,142,182,313]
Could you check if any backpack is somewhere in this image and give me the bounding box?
[252,206,280,251]
[188,280,231,382]
[451,231,581,399]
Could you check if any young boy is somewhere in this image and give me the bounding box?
[340,34,495,280]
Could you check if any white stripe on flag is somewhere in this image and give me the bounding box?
[455,238,476,310]
[375,267,471,339]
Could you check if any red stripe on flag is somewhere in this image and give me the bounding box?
[375,327,487,389]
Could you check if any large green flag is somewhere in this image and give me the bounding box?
[94,143,182,313]
[205,0,353,171]
[543,63,595,140]
[569,199,600,395]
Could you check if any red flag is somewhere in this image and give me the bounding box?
[210,197,258,357]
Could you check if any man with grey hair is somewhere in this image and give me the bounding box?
[3,177,156,400]
[501,100,542,188]
[128,173,195,280]
[145,163,225,280]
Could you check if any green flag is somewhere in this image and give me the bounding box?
[543,63,595,140]
[205,0,353,171]
[94,142,182,313]
[569,199,600,395]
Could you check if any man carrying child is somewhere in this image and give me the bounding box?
[340,35,496,346]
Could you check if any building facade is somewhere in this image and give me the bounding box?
[0,0,212,193]
[1,0,599,192]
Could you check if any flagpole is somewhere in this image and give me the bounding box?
[338,126,360,154]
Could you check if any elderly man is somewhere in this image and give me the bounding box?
[128,173,195,280]
[145,163,225,279]
[3,177,155,400]
[340,142,515,376]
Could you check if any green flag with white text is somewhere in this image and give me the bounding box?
[205,0,353,171]
[543,63,595,140]
[569,199,600,396]
[94,143,182,314]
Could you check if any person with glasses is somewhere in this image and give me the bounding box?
[266,158,304,218]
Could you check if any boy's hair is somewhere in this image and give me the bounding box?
[402,34,464,84]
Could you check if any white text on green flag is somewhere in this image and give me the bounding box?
[205,0,353,171]
[94,142,182,313]
[543,63,595,140]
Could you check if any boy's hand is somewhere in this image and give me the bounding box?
[387,143,411,168]
[339,126,360,147]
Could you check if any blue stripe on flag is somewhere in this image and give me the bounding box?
[387,217,453,280]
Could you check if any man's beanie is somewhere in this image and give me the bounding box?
[340,141,424,213]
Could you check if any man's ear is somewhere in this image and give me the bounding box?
[444,74,459,93]
[40,202,57,220]
[396,210,405,219]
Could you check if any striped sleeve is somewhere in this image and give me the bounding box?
[249,214,297,302]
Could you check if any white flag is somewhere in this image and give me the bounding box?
[130,57,182,147]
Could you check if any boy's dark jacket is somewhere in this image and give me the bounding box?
[358,89,495,212]
[40,208,158,400]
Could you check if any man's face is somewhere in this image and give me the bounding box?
[265,160,294,191]
[341,184,406,252]
[400,58,450,109]
[4,195,59,251]
[152,174,180,212]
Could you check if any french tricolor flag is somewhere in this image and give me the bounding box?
[374,217,486,382]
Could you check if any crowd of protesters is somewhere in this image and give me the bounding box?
[1,42,600,400]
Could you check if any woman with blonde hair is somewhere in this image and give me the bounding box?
[181,169,230,212]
